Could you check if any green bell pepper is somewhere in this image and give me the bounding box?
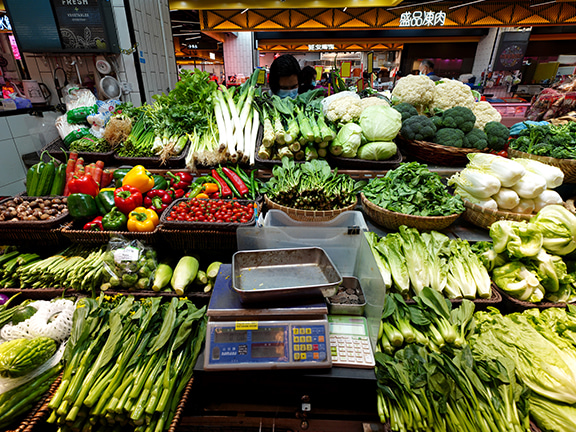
[67,193,99,219]
[102,207,128,231]
[95,190,116,215]
[113,168,132,188]
[151,174,168,191]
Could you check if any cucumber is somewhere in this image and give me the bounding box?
[170,257,199,296]
[152,264,173,292]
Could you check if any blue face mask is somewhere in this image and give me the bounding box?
[277,88,298,99]
[311,80,317,86]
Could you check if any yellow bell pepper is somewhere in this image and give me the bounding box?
[122,165,154,194]
[127,207,159,232]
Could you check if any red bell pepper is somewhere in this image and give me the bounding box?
[211,169,233,198]
[221,167,249,197]
[68,174,99,197]
[114,185,143,215]
[171,188,186,199]
[144,189,173,214]
[83,216,103,231]
[167,171,193,190]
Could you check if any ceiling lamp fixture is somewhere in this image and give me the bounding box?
[343,7,347,11]
[530,0,556,6]
[449,0,487,10]
[387,0,443,11]
[241,8,249,13]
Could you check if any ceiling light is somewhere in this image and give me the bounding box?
[241,8,249,13]
[176,32,201,36]
[343,7,347,11]
[530,0,555,6]
[449,0,486,9]
[388,0,443,11]
[172,25,183,28]
[186,36,201,40]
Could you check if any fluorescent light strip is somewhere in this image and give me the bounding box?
[449,0,486,9]
[343,7,347,11]
[241,8,249,13]
[530,0,555,7]
[186,36,201,40]
[176,33,201,36]
[388,0,443,11]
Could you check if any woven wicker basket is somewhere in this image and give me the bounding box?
[396,135,483,166]
[405,287,502,309]
[61,222,160,245]
[264,195,358,222]
[462,199,531,230]
[5,373,62,432]
[508,148,576,183]
[494,286,571,311]
[360,193,461,231]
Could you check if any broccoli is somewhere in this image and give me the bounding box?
[484,121,509,151]
[440,106,476,133]
[463,129,488,150]
[431,114,444,130]
[393,103,419,122]
[400,115,437,141]
[434,128,465,148]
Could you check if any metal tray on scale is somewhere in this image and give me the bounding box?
[232,247,342,304]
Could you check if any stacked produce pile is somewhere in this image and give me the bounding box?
[391,75,508,151]
[366,228,491,300]
[257,89,336,161]
[262,158,365,210]
[323,92,401,161]
[449,153,564,214]
[376,288,531,432]
[474,205,576,304]
[509,122,576,159]
[362,162,464,217]
[46,295,206,432]
[0,294,76,429]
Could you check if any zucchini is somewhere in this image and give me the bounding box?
[152,263,173,292]
[193,270,208,285]
[170,256,199,295]
[206,261,222,280]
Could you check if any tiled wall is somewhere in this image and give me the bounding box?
[471,27,516,82]
[0,112,60,196]
[126,0,178,102]
[223,32,255,80]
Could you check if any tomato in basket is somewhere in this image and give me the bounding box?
[166,198,254,223]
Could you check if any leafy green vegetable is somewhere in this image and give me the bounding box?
[489,220,543,258]
[509,122,576,159]
[363,162,464,216]
[329,123,362,157]
[530,204,576,256]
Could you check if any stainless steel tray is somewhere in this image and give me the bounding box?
[327,276,366,316]
[232,247,342,303]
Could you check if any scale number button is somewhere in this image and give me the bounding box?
[301,353,307,360]
[313,352,319,360]
[294,344,300,351]
[299,336,306,343]
[293,328,298,335]
[294,353,300,361]
[313,344,318,351]
[318,336,325,343]
[306,336,312,343]
[299,328,305,335]
[306,328,311,334]
[293,336,299,343]
[306,344,313,351]
[300,344,307,351]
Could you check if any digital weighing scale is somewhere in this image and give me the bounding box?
[204,264,332,370]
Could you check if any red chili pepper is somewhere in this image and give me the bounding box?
[114,185,143,215]
[166,171,193,189]
[211,169,232,198]
[68,175,99,197]
[144,189,173,213]
[222,167,249,197]
[83,216,103,231]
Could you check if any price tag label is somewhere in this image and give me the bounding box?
[114,246,140,263]
[236,321,259,330]
[257,69,266,85]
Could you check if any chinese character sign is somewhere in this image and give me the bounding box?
[399,10,446,27]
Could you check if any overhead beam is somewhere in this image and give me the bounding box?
[170,0,403,10]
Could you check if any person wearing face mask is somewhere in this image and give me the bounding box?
[299,66,317,94]
[268,54,301,99]
[419,59,440,82]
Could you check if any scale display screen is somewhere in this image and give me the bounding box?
[205,319,331,370]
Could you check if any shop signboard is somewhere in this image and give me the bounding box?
[399,10,446,27]
[493,31,531,71]
[0,15,12,32]
[340,61,351,78]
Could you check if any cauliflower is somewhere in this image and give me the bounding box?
[391,74,436,111]
[472,101,502,130]
[431,80,475,111]
[326,96,362,124]
[360,97,388,113]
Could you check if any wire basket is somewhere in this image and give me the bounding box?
[361,193,461,231]
[264,195,358,222]
[508,148,576,183]
[396,135,483,166]
[462,199,531,230]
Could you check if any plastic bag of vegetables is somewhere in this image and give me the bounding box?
[101,236,157,291]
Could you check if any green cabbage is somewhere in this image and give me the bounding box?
[489,220,543,258]
[356,141,397,160]
[359,104,402,142]
[530,205,576,256]
[329,123,363,157]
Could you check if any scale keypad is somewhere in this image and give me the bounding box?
[330,335,375,368]
[291,325,327,362]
